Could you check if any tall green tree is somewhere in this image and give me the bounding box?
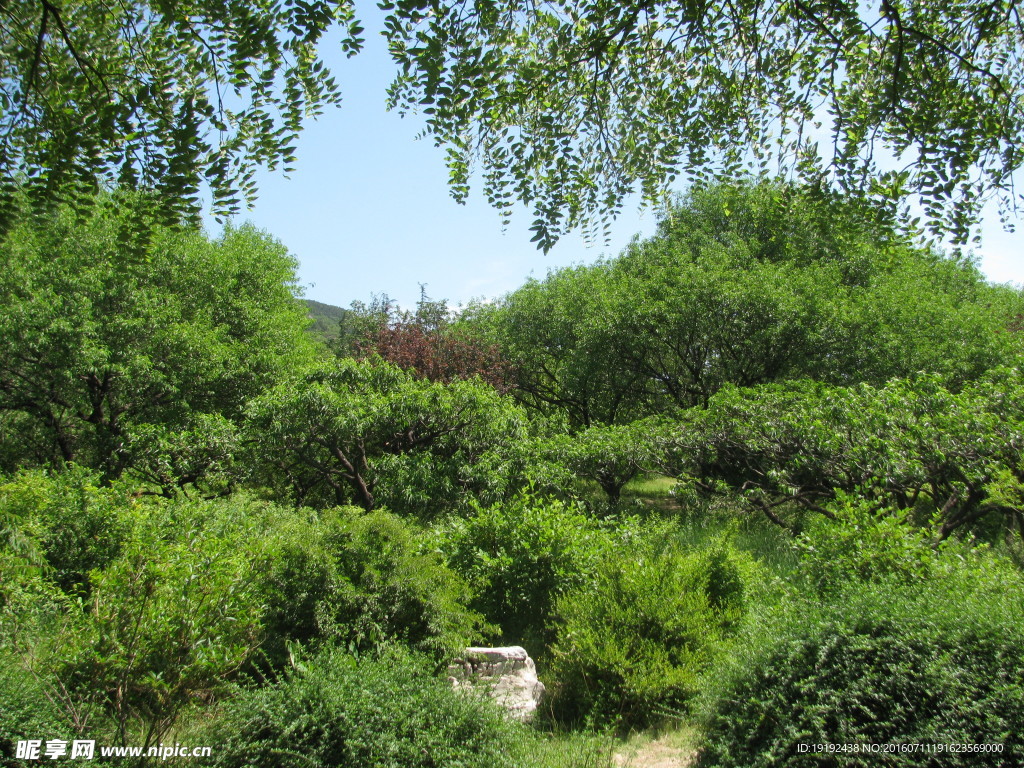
[608,183,1021,400]
[244,358,532,517]
[0,193,319,480]
[542,418,670,503]
[384,0,1024,249]
[470,183,1023,426]
[464,264,640,426]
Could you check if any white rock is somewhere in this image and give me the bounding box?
[448,645,546,721]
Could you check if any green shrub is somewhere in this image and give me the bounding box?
[547,530,752,729]
[259,507,484,666]
[51,499,266,751]
[797,497,942,596]
[697,553,1024,767]
[203,646,524,768]
[0,559,99,765]
[0,650,79,766]
[6,493,276,752]
[436,493,611,653]
[0,467,135,597]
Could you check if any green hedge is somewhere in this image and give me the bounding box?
[204,647,523,768]
[697,554,1024,767]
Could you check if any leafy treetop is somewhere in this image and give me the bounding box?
[0,191,319,480]
[467,183,1023,427]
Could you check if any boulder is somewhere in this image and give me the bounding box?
[448,646,545,721]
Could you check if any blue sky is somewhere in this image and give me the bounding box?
[209,4,1023,311]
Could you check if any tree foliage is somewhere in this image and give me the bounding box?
[384,0,1024,249]
[0,193,317,481]
[470,183,1022,426]
[465,263,636,426]
[5,0,1022,247]
[244,358,531,516]
[10,0,1020,247]
[0,0,364,229]
[668,365,1024,540]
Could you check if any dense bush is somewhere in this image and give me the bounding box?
[0,467,135,597]
[436,493,611,653]
[697,553,1024,767]
[547,530,753,729]
[258,507,484,666]
[1,536,87,764]
[203,646,524,768]
[796,498,943,595]
[2,471,487,751]
[53,497,266,750]
[244,359,534,517]
[0,651,80,766]
[2,481,278,753]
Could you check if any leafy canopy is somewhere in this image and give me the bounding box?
[0,192,318,481]
[468,183,1022,426]
[384,0,1024,250]
[8,0,1022,248]
[244,358,531,516]
[0,0,364,229]
[668,366,1024,540]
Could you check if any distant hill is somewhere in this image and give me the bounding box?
[302,298,349,342]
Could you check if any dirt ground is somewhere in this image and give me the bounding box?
[613,729,698,768]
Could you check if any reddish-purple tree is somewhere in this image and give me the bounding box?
[345,292,511,392]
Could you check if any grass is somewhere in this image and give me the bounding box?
[610,474,802,578]
[621,474,680,499]
[574,474,681,511]
[515,723,699,768]
[520,730,618,768]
